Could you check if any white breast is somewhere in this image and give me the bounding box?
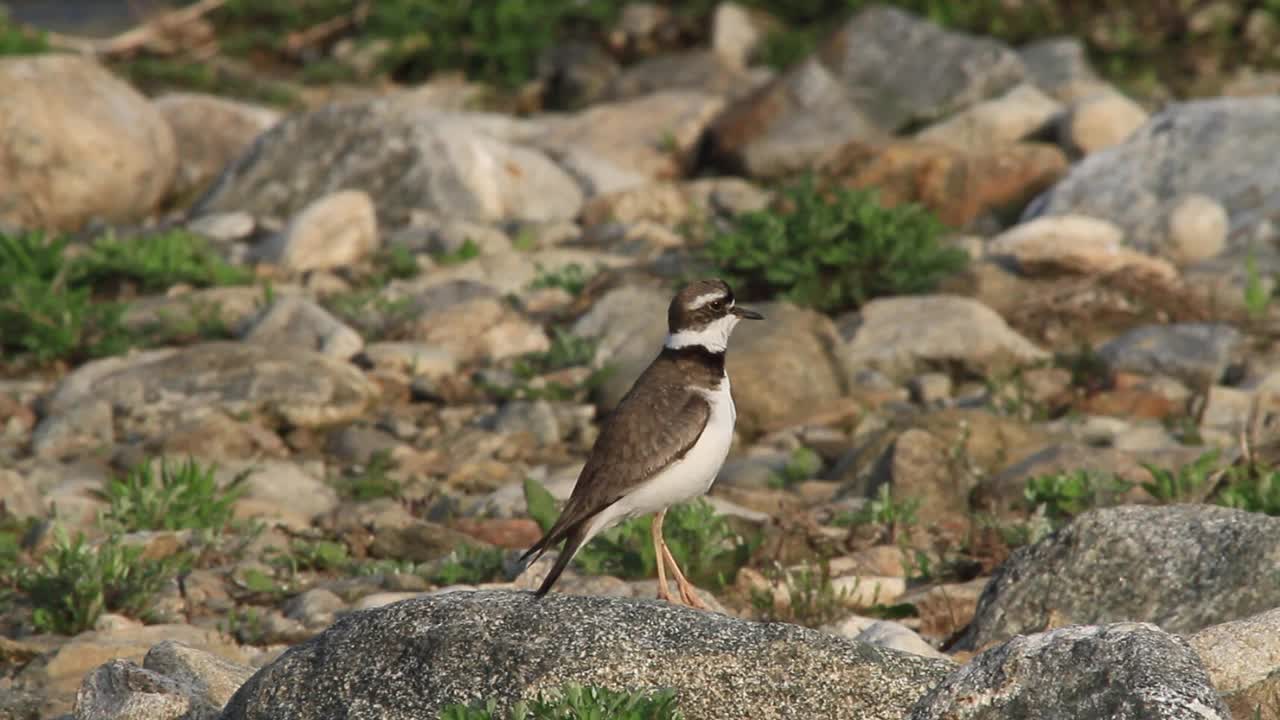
[585,377,736,539]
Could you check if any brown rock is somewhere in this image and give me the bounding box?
[0,55,177,231]
[155,92,280,200]
[902,577,988,640]
[451,518,543,549]
[821,140,1068,228]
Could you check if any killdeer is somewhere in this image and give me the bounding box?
[520,278,762,608]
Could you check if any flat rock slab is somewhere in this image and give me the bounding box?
[954,505,1280,650]
[39,342,379,432]
[219,590,954,720]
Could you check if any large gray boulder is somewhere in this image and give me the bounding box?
[1025,97,1280,253]
[194,100,582,227]
[707,5,1025,177]
[219,590,954,720]
[954,505,1280,650]
[912,623,1229,720]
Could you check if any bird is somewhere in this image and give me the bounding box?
[519,278,763,608]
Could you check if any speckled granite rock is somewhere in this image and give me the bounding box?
[218,590,953,720]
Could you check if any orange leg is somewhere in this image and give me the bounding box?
[651,510,676,603]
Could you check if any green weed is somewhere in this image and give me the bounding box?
[335,450,403,502]
[1139,451,1217,504]
[767,447,823,489]
[15,528,185,635]
[750,559,849,628]
[427,544,507,586]
[529,263,594,296]
[0,17,50,55]
[433,238,481,266]
[706,176,966,313]
[1024,470,1132,523]
[74,230,252,292]
[1218,466,1280,517]
[835,484,920,542]
[99,458,246,534]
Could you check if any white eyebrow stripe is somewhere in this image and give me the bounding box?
[688,291,726,310]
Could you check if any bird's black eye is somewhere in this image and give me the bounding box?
[709,299,724,311]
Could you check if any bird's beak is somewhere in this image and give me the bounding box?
[733,306,764,320]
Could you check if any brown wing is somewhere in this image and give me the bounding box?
[520,358,711,584]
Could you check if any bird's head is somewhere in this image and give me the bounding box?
[665,279,763,352]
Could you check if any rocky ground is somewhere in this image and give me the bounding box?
[3,2,1280,719]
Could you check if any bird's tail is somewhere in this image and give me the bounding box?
[533,523,588,597]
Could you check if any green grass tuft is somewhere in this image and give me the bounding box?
[706,176,967,313]
[99,458,246,534]
[15,528,185,635]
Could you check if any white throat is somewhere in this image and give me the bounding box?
[664,314,740,353]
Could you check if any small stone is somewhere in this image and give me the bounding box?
[361,342,457,378]
[265,190,379,273]
[285,588,347,628]
[711,2,764,69]
[909,373,953,404]
[841,295,1048,381]
[30,399,114,459]
[988,214,1177,281]
[1164,193,1228,264]
[493,400,562,446]
[1200,385,1255,433]
[155,92,280,200]
[915,84,1062,152]
[1059,91,1149,155]
[225,461,340,531]
[241,296,364,359]
[187,211,256,243]
[73,660,195,720]
[1097,323,1242,388]
[855,620,947,660]
[1189,606,1280,695]
[143,641,255,711]
[1019,37,1110,103]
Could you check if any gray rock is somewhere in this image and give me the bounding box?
[571,283,671,409]
[187,211,257,244]
[0,55,176,231]
[30,398,113,459]
[823,5,1026,132]
[0,468,42,518]
[493,400,562,446]
[954,505,1280,650]
[535,91,724,186]
[219,590,953,720]
[602,49,764,102]
[74,659,202,720]
[1025,97,1280,253]
[707,56,885,178]
[154,92,280,201]
[284,588,347,628]
[1188,606,1280,695]
[841,295,1048,382]
[261,190,379,273]
[1018,37,1111,103]
[241,296,364,359]
[195,102,582,227]
[1097,323,1242,387]
[39,342,379,433]
[912,623,1229,720]
[143,641,255,713]
[360,342,457,378]
[224,461,340,531]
